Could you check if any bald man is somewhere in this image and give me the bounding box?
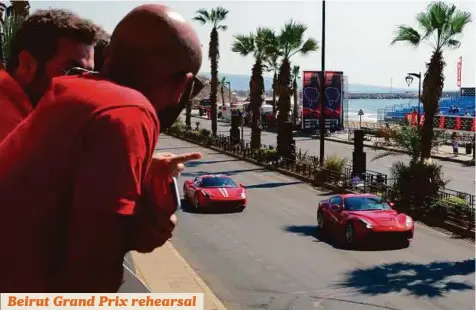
[0,4,202,292]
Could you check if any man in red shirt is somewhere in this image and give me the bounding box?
[0,3,202,292]
[0,9,98,142]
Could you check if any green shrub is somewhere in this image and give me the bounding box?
[168,119,185,134]
[199,128,211,137]
[263,148,278,162]
[430,196,472,218]
[323,154,348,174]
[390,161,446,214]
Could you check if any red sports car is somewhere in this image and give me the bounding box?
[183,174,247,212]
[317,194,414,248]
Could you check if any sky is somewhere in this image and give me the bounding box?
[29,0,475,90]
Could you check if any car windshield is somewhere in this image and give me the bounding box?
[344,196,392,211]
[200,177,237,188]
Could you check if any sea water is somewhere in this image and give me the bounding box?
[346,98,419,122]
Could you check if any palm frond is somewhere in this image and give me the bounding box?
[449,10,472,34]
[192,16,206,24]
[292,65,300,79]
[416,12,433,39]
[194,9,211,24]
[231,34,255,56]
[215,6,229,20]
[391,25,421,46]
[299,38,319,54]
[446,39,461,49]
[217,24,228,31]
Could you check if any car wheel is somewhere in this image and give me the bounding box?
[317,211,326,234]
[183,188,188,201]
[345,222,357,248]
[195,195,200,210]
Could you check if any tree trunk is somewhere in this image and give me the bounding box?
[292,79,298,125]
[209,28,219,136]
[420,50,444,162]
[250,59,264,150]
[185,100,192,130]
[272,71,277,114]
[276,59,292,157]
[220,86,225,105]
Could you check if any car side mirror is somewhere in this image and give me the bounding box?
[239,183,245,188]
[331,204,343,212]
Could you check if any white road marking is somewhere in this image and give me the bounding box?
[283,207,301,217]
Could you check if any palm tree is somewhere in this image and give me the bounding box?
[392,1,472,163]
[232,27,277,149]
[274,20,318,157]
[219,76,227,106]
[193,7,229,137]
[265,53,280,115]
[291,65,300,126]
[0,1,29,65]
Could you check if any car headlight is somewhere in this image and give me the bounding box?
[359,219,373,229]
[201,190,210,198]
[405,216,413,227]
[240,191,246,199]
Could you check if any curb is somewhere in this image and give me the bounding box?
[165,243,228,310]
[131,242,228,310]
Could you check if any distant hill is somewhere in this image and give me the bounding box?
[199,72,459,93]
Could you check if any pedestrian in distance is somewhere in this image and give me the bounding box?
[0,3,202,293]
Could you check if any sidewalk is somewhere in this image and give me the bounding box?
[188,113,474,164]
[129,242,227,310]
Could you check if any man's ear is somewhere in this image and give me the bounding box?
[16,50,37,85]
[173,73,193,104]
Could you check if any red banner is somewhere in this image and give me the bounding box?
[457,56,462,87]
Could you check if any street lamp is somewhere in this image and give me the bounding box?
[406,72,422,128]
[358,109,364,128]
[319,0,326,166]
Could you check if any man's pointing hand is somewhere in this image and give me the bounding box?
[152,152,202,177]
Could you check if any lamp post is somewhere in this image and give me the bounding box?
[358,109,364,128]
[319,0,326,166]
[406,72,422,128]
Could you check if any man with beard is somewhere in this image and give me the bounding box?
[0,9,97,141]
[0,4,202,292]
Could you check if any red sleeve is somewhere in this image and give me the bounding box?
[58,106,158,292]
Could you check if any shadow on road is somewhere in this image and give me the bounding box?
[185,159,240,167]
[245,181,302,189]
[181,167,267,178]
[180,198,244,214]
[334,258,475,298]
[283,225,412,251]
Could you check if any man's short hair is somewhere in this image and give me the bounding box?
[7,9,99,73]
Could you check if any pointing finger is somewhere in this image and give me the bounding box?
[153,152,174,158]
[169,152,202,164]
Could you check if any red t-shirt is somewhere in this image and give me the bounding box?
[0,75,159,292]
[0,70,33,142]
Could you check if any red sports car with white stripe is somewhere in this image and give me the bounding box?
[183,174,247,212]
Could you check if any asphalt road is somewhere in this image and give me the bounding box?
[182,114,475,195]
[158,135,475,310]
